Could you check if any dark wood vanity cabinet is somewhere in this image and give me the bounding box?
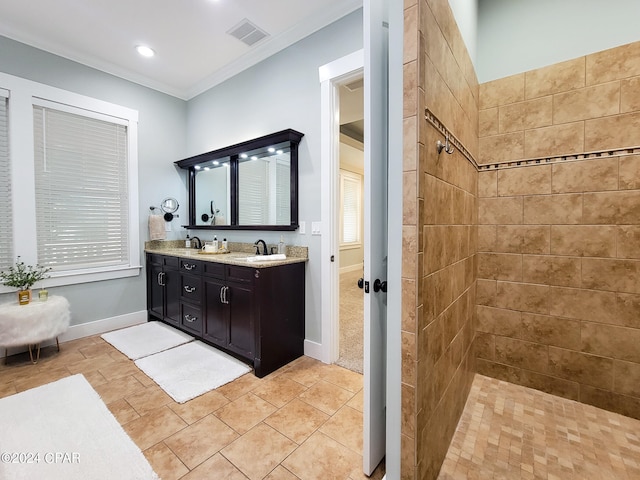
[147,254,181,327]
[146,253,305,377]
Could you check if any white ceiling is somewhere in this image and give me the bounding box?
[0,0,362,100]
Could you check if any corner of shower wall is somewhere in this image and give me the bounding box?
[476,40,640,422]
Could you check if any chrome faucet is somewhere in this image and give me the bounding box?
[191,236,202,249]
[254,239,268,255]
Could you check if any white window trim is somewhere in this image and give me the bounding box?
[339,169,362,249]
[0,72,140,292]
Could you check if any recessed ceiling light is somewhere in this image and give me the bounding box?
[240,153,248,159]
[268,147,275,153]
[136,45,155,58]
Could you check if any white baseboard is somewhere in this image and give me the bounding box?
[3,310,147,357]
[303,339,328,363]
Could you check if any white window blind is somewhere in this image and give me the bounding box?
[340,170,362,245]
[33,105,129,271]
[0,92,11,271]
[238,159,269,224]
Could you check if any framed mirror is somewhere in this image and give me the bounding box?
[175,129,304,231]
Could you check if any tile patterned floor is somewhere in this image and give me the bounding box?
[0,335,385,480]
[438,374,640,480]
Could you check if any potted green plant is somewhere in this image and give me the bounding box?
[0,257,51,305]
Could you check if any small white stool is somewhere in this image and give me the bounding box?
[0,295,70,364]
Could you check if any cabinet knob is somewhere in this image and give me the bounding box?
[184,285,196,293]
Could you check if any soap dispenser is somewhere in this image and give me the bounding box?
[278,235,286,255]
[185,234,191,248]
[212,236,219,252]
[222,238,228,251]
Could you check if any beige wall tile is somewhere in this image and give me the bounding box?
[523,194,582,225]
[586,41,640,86]
[495,281,550,315]
[477,253,522,281]
[478,171,497,197]
[478,108,498,137]
[497,165,551,196]
[495,337,548,372]
[479,73,524,109]
[474,332,495,360]
[617,226,640,259]
[498,102,524,134]
[619,154,640,190]
[476,279,497,307]
[551,158,618,193]
[403,4,418,64]
[620,76,640,113]
[496,226,550,255]
[524,122,585,159]
[522,255,581,287]
[550,225,617,257]
[477,225,496,252]
[584,111,640,151]
[403,60,418,119]
[476,305,521,336]
[476,358,522,384]
[478,132,524,164]
[582,191,640,224]
[613,360,640,397]
[403,116,418,171]
[525,57,585,99]
[479,197,523,225]
[552,82,620,124]
[548,347,614,390]
[616,293,640,329]
[523,96,553,129]
[582,322,640,363]
[582,258,640,294]
[580,384,640,420]
[520,313,581,350]
[519,370,580,401]
[550,286,617,324]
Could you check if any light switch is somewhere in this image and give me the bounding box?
[299,221,306,234]
[312,221,321,235]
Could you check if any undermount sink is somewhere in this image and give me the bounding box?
[245,254,287,262]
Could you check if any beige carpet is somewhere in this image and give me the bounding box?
[337,269,364,374]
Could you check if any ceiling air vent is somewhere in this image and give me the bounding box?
[227,18,269,46]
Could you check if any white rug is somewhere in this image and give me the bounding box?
[0,374,158,480]
[101,321,194,360]
[135,341,252,403]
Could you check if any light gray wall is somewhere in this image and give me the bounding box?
[477,0,640,83]
[449,0,478,67]
[186,9,364,343]
[0,35,188,325]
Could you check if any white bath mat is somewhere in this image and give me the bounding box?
[0,374,158,480]
[101,321,194,360]
[135,341,252,403]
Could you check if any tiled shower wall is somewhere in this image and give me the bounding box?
[403,0,478,479]
[476,41,640,419]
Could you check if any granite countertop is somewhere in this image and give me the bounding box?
[144,240,308,268]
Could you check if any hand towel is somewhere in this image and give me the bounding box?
[149,214,166,240]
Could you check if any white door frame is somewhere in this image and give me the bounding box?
[319,49,364,364]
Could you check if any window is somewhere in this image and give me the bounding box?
[33,104,129,271]
[0,72,140,288]
[340,170,362,246]
[0,89,11,272]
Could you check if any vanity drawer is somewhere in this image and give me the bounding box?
[148,253,179,268]
[180,303,202,334]
[180,258,201,273]
[181,274,202,303]
[204,262,225,279]
[226,265,256,284]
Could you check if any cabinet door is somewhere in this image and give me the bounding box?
[203,277,227,347]
[148,262,164,319]
[227,282,254,358]
[163,267,181,326]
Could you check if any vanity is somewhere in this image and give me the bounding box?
[145,245,306,378]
